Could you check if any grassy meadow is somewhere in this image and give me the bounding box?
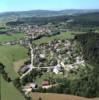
[0,33,25,42]
[33,32,74,44]
[0,32,28,100]
[0,76,25,100]
[0,45,28,79]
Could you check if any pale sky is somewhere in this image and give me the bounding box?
[0,0,99,12]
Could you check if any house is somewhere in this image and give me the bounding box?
[42,80,49,86]
[42,85,52,89]
[22,88,32,95]
[19,64,32,74]
[53,65,62,74]
[39,54,46,59]
[27,83,38,89]
[42,84,59,89]
[22,83,38,95]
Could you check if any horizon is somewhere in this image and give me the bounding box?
[0,0,99,13]
[1,8,99,14]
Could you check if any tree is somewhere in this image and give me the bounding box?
[13,78,21,88]
[0,63,4,73]
[38,97,42,100]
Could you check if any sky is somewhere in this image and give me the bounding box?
[0,0,99,12]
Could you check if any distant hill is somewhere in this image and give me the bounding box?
[6,15,71,26]
[6,12,99,26]
[69,12,99,27]
[0,9,99,22]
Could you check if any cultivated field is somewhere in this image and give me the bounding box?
[31,93,99,100]
[1,76,25,100]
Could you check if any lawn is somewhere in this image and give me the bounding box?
[33,32,74,44]
[0,33,25,42]
[0,45,28,79]
[0,76,25,100]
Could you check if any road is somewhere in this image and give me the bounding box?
[20,42,62,79]
[20,42,34,79]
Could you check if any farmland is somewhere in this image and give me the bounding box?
[0,32,25,42]
[0,76,25,100]
[0,8,99,100]
[0,45,28,79]
[33,32,74,44]
[31,93,99,100]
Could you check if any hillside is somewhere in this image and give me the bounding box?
[0,9,99,22]
[69,12,99,27]
[75,32,99,65]
[5,12,99,27]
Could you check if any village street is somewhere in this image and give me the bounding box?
[20,44,62,79]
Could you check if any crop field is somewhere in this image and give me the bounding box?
[0,76,25,100]
[0,45,28,79]
[33,32,74,44]
[31,93,99,100]
[0,33,25,42]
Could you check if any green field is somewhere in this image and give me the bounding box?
[0,33,25,42]
[0,76,25,100]
[33,32,74,44]
[0,33,28,100]
[0,45,28,79]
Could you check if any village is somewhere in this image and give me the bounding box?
[18,37,85,95]
[9,23,62,38]
[1,1,99,99]
[0,24,86,96]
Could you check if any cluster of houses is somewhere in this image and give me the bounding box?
[2,24,85,95]
[9,24,60,40]
[0,39,28,46]
[22,80,60,95]
[19,39,85,77]
[33,39,85,69]
[0,37,31,46]
[20,39,85,95]
[1,22,86,96]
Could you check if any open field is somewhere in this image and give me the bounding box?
[0,33,25,42]
[31,93,99,100]
[0,45,28,79]
[33,32,74,44]
[0,76,25,100]
[14,58,29,72]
